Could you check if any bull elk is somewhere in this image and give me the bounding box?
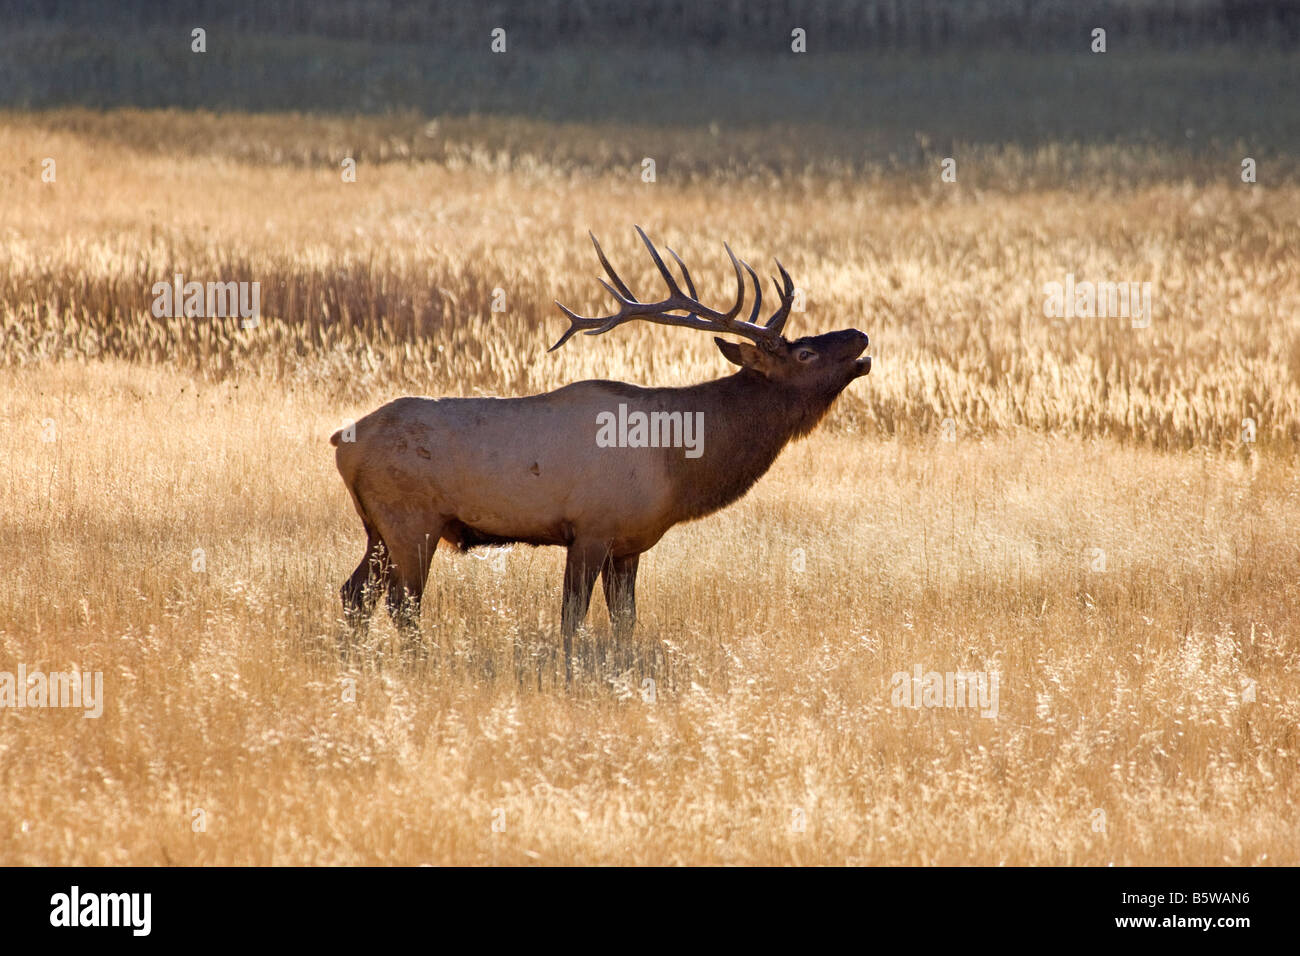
[331,227,871,678]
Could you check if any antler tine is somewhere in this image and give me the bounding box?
[740,258,763,327]
[721,242,747,322]
[635,225,685,299]
[596,277,631,303]
[665,247,697,300]
[549,300,601,351]
[589,231,636,301]
[666,246,703,324]
[765,259,796,333]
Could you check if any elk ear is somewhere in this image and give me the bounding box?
[714,337,763,369]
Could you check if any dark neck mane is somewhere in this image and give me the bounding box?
[662,369,842,523]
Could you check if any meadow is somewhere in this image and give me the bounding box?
[0,109,1297,864]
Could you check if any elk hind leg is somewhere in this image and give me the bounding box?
[562,539,609,684]
[372,513,443,650]
[601,553,640,669]
[340,527,388,638]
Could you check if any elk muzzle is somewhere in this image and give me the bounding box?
[846,330,871,376]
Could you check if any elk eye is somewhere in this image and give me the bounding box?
[796,349,818,362]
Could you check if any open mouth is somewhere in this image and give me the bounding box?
[854,356,872,376]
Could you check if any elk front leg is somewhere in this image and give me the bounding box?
[601,553,640,664]
[340,529,388,640]
[561,540,609,683]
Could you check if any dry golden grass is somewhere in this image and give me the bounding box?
[4,112,1300,448]
[0,111,1297,864]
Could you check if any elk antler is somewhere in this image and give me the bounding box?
[550,226,796,352]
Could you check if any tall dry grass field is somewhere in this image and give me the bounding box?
[1,112,1297,864]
